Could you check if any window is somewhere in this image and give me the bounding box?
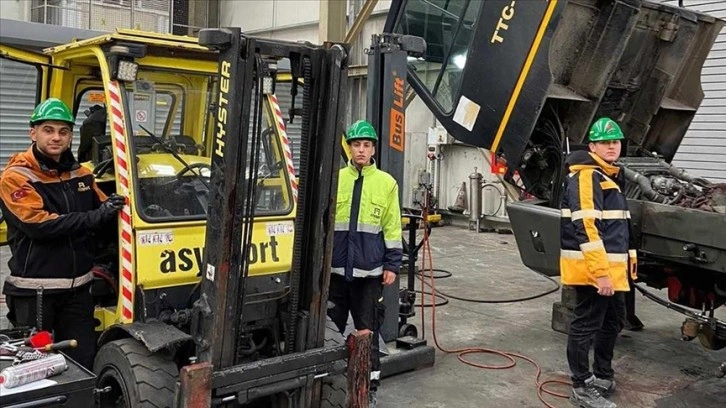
[394,0,481,112]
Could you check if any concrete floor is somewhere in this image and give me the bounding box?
[376,226,726,408]
[2,227,725,407]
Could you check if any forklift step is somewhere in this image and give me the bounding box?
[395,336,428,350]
[380,344,435,379]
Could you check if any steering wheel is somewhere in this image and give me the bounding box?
[175,163,211,180]
[143,204,173,218]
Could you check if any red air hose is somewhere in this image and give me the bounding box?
[417,202,570,407]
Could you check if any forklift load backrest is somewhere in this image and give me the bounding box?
[385,0,724,199]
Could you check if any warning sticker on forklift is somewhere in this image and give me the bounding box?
[266,222,294,236]
[88,92,105,103]
[453,95,480,131]
[135,110,148,123]
[138,231,174,246]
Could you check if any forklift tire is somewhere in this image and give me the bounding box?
[321,377,347,408]
[321,317,347,408]
[94,338,178,408]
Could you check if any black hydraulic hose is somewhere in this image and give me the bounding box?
[621,166,670,204]
[657,159,713,188]
[413,289,450,307]
[633,283,726,331]
[286,57,312,354]
[414,268,561,304]
[234,57,265,361]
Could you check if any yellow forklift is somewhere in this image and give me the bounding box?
[0,28,363,407]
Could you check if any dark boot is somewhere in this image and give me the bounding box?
[570,376,617,408]
[593,377,616,397]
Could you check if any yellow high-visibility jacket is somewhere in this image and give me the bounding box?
[560,151,635,291]
[332,160,402,280]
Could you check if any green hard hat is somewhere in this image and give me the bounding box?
[29,98,74,127]
[345,120,378,143]
[588,117,624,142]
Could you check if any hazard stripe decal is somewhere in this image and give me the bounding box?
[108,81,135,322]
[268,94,298,202]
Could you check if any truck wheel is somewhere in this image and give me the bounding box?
[94,338,178,408]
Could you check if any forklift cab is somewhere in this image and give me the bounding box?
[0,30,297,334]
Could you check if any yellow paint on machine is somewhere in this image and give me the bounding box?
[490,0,558,154]
[134,221,295,290]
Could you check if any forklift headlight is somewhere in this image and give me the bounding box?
[117,60,139,82]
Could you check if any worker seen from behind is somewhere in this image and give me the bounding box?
[0,98,125,370]
[328,120,402,408]
[560,117,637,408]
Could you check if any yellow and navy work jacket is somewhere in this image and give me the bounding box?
[0,145,107,296]
[560,151,633,291]
[332,160,402,281]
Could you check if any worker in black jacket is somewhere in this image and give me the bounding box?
[0,98,125,369]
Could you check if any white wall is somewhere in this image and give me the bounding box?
[663,0,726,182]
[218,0,319,42]
[2,0,31,21]
[402,97,433,207]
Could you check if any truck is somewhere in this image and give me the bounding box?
[382,0,725,352]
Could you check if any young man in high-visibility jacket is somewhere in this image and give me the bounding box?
[328,120,402,408]
[561,117,638,408]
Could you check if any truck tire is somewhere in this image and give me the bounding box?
[321,317,347,408]
[94,338,178,408]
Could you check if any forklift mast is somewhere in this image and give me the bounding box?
[188,27,353,405]
[364,33,425,198]
[360,33,429,345]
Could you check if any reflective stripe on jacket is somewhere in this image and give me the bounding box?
[560,151,631,291]
[332,160,402,280]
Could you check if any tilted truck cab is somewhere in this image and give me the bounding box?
[383,0,725,349]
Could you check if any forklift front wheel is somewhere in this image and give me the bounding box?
[94,338,178,408]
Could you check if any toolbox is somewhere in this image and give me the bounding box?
[0,329,96,408]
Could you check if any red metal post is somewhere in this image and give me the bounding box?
[176,361,213,408]
[347,330,371,408]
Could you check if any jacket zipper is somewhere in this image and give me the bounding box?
[60,176,78,276]
[345,169,364,279]
[21,241,34,277]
